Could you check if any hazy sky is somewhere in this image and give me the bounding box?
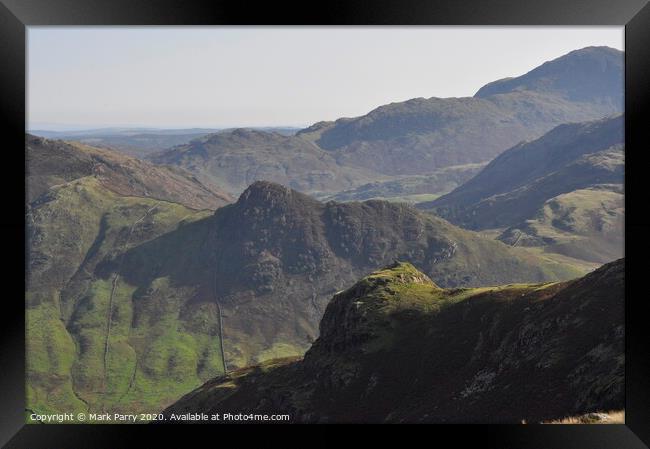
[28,27,623,130]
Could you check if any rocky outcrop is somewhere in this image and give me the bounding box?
[163,259,624,423]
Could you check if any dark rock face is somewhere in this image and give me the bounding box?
[210,182,455,301]
[164,259,624,424]
[194,184,455,366]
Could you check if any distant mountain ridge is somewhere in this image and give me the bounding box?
[423,115,624,264]
[148,128,386,196]
[117,47,626,201]
[297,46,623,175]
[30,127,301,158]
[474,46,623,104]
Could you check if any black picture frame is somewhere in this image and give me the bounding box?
[2,0,649,447]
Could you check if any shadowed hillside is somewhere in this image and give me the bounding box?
[164,259,624,424]
[424,115,623,264]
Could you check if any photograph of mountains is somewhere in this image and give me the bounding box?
[26,27,624,424]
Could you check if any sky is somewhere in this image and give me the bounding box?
[27,27,624,131]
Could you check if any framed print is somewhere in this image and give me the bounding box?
[2,0,649,447]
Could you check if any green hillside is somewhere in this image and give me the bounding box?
[424,116,624,265]
[27,177,222,417]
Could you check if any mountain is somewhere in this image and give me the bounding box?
[164,259,624,424]
[26,180,583,418]
[29,127,301,158]
[323,162,486,203]
[117,181,583,369]
[25,45,625,421]
[26,135,234,416]
[27,177,218,416]
[474,46,623,103]
[28,128,221,158]
[423,115,624,264]
[27,134,233,209]
[297,47,623,175]
[149,128,385,196]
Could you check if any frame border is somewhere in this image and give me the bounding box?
[2,0,649,447]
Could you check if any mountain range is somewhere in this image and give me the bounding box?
[28,47,623,206]
[296,46,622,176]
[25,45,625,422]
[29,127,301,159]
[26,170,582,417]
[148,128,385,196]
[424,115,624,264]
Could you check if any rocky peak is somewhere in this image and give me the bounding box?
[238,180,292,202]
[474,46,623,101]
[307,262,439,357]
[235,181,322,213]
[368,261,436,287]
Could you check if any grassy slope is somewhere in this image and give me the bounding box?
[27,134,232,209]
[421,118,624,268]
[425,117,624,229]
[497,185,623,263]
[27,177,224,419]
[417,212,585,286]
